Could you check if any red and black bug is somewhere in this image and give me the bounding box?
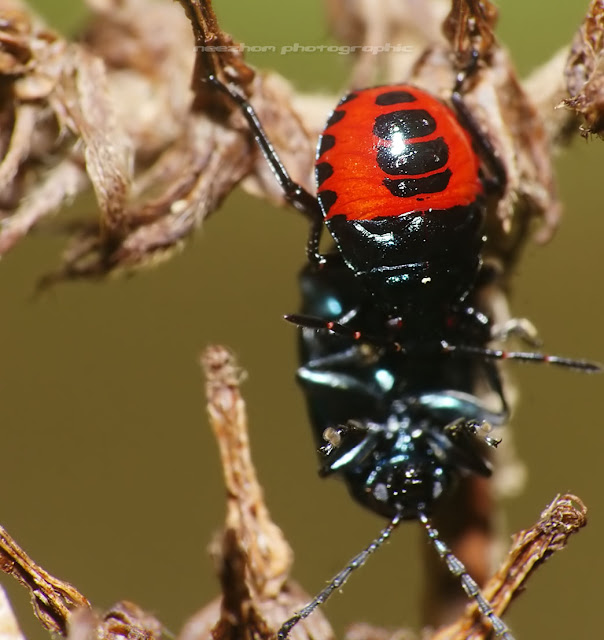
[316,85,485,316]
[206,71,599,640]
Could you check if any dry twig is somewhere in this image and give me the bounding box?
[0,523,163,640]
[0,0,600,638]
[431,494,587,640]
[0,0,601,278]
[563,0,604,137]
[0,524,90,635]
[0,344,589,640]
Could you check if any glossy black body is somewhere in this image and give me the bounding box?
[207,71,594,640]
[296,256,506,518]
[325,203,485,315]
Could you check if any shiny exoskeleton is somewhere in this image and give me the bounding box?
[297,256,504,520]
[207,73,598,640]
[281,253,516,640]
[315,85,485,316]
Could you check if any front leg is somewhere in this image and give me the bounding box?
[432,417,501,477]
[206,74,326,265]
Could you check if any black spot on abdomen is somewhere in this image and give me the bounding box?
[318,189,338,213]
[326,109,346,129]
[318,134,336,157]
[375,90,417,106]
[373,109,436,141]
[316,162,334,186]
[383,169,452,199]
[377,137,449,176]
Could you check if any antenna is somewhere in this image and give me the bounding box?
[276,514,401,639]
[419,511,514,639]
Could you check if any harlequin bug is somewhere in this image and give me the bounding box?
[206,72,599,640]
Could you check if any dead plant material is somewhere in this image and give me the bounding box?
[563,0,604,137]
[0,523,90,635]
[0,0,254,282]
[412,0,561,255]
[190,347,587,640]
[442,0,498,65]
[431,494,587,640]
[0,344,590,640]
[323,0,449,88]
[0,522,165,640]
[177,0,254,108]
[69,603,164,640]
[191,345,333,640]
[0,0,601,280]
[343,495,586,640]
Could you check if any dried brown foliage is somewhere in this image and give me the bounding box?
[0,345,588,640]
[0,0,602,279]
[0,0,601,639]
[564,0,604,137]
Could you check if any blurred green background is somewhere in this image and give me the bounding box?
[1,1,602,639]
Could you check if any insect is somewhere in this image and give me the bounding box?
[312,84,488,319]
[207,72,599,640]
[293,255,509,634]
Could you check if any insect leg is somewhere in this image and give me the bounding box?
[206,75,325,265]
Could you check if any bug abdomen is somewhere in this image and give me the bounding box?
[316,85,482,221]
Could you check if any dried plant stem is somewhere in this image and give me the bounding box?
[0,344,590,640]
[0,0,601,276]
[0,524,90,635]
